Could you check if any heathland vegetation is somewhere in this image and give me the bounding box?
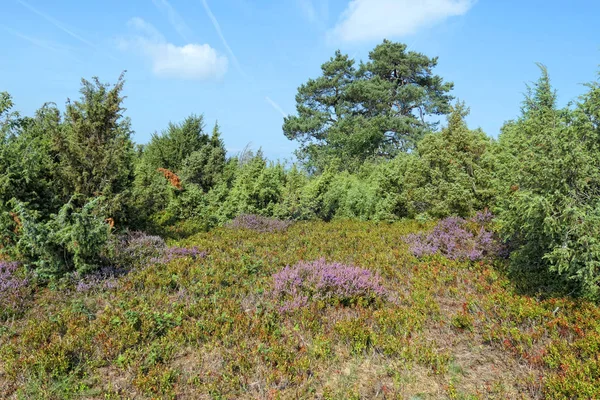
[2,40,600,398]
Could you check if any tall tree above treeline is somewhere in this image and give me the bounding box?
[283,40,454,172]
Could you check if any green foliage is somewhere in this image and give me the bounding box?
[0,92,21,137]
[218,151,286,220]
[296,168,336,220]
[132,118,227,231]
[402,102,496,218]
[130,157,172,229]
[9,196,111,279]
[272,165,309,220]
[495,66,600,298]
[0,104,63,216]
[142,114,209,172]
[180,122,227,192]
[284,40,454,171]
[53,74,135,222]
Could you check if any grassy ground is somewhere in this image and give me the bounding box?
[1,220,600,399]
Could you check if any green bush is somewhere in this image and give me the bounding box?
[9,196,111,279]
[402,102,495,218]
[495,66,600,298]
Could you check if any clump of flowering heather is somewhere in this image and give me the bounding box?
[271,259,388,312]
[403,211,500,261]
[227,214,293,233]
[107,231,167,268]
[74,266,121,293]
[0,261,31,319]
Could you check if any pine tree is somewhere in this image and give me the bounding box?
[283,40,453,171]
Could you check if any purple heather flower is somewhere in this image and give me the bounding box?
[0,261,30,317]
[402,213,501,261]
[74,266,122,293]
[110,231,167,268]
[271,259,388,312]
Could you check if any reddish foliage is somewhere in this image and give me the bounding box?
[9,212,21,233]
[157,168,182,190]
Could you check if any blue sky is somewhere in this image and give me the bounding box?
[1,0,599,160]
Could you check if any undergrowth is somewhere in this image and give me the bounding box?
[0,220,599,399]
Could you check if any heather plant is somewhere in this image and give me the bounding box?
[73,266,121,293]
[106,230,167,268]
[0,261,30,320]
[105,230,204,267]
[226,214,293,233]
[403,211,500,261]
[271,259,388,312]
[3,219,600,398]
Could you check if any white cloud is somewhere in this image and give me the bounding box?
[329,0,475,43]
[121,18,228,80]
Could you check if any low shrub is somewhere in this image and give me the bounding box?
[271,259,388,312]
[226,214,292,233]
[107,231,167,268]
[403,211,500,261]
[73,266,121,293]
[108,231,205,267]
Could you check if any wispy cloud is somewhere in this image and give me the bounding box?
[2,24,83,62]
[198,1,284,118]
[16,0,119,61]
[120,18,228,80]
[200,0,244,75]
[2,24,62,53]
[328,0,476,43]
[265,96,288,118]
[17,0,96,48]
[298,0,329,26]
[152,0,193,42]
[298,0,317,23]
